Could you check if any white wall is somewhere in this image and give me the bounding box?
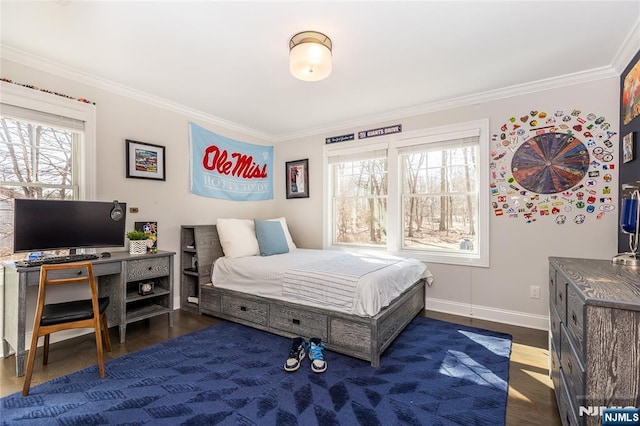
[1,58,279,351]
[1,58,620,335]
[274,78,620,330]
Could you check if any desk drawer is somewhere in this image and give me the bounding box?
[222,295,268,326]
[126,257,170,281]
[22,261,121,285]
[270,304,328,340]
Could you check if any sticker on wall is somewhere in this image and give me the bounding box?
[490,109,617,224]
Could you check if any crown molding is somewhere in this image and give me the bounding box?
[277,65,618,142]
[1,40,632,144]
[0,45,277,143]
[612,18,640,74]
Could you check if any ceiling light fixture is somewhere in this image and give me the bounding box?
[289,31,332,82]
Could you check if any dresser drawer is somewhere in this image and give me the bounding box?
[558,369,582,426]
[126,257,170,281]
[556,272,568,323]
[269,304,328,340]
[550,302,562,355]
[560,324,586,416]
[551,341,561,408]
[222,295,268,326]
[565,282,585,362]
[549,266,557,308]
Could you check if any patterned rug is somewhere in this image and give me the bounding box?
[1,316,512,425]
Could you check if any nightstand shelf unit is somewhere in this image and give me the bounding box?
[180,225,218,313]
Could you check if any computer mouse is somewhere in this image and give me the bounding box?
[101,252,111,258]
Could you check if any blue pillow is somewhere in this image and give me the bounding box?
[254,219,290,256]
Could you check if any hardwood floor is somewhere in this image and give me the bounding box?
[420,311,561,426]
[0,309,561,425]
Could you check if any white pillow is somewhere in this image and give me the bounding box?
[267,217,297,250]
[216,218,259,258]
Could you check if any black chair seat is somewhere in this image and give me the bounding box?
[41,297,109,326]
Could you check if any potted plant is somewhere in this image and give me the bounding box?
[126,230,149,255]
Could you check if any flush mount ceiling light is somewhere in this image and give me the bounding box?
[289,31,332,82]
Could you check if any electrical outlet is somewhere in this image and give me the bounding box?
[530,285,540,299]
[129,207,139,213]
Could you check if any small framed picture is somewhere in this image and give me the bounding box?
[623,132,634,163]
[285,159,309,199]
[126,139,166,180]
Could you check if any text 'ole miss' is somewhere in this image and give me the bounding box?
[202,145,268,179]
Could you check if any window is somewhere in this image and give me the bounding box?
[0,83,96,261]
[329,147,387,246]
[324,120,489,267]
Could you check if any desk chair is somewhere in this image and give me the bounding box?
[22,262,112,396]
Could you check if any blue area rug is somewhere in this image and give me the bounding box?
[1,316,512,425]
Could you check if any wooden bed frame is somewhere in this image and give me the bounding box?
[194,225,425,367]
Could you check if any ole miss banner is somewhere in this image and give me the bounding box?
[189,123,273,201]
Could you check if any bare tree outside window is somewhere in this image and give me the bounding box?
[332,158,387,246]
[402,145,478,253]
[326,122,488,265]
[0,116,78,260]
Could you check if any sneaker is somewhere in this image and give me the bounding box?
[284,337,306,372]
[308,337,327,373]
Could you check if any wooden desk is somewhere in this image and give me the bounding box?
[2,250,175,377]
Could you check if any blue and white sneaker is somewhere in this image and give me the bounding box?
[308,337,327,373]
[284,337,306,372]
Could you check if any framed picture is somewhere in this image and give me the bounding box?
[623,132,635,163]
[622,54,640,125]
[285,159,309,199]
[126,139,166,180]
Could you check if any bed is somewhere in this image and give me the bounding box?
[196,220,431,366]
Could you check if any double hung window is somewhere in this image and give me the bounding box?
[325,120,489,267]
[0,84,96,260]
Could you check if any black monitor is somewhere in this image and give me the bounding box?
[13,199,127,253]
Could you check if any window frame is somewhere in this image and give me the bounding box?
[324,119,490,267]
[0,81,97,200]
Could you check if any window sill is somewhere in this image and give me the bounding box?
[326,244,489,268]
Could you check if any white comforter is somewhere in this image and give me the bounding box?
[211,249,432,317]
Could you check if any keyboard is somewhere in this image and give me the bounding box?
[15,253,100,268]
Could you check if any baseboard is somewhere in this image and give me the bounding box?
[425,297,549,331]
[1,329,96,356]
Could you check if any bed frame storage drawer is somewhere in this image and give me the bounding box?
[200,286,221,315]
[270,304,328,340]
[222,295,268,326]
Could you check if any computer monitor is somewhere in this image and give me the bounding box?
[13,199,127,253]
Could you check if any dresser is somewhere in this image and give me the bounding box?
[549,257,640,426]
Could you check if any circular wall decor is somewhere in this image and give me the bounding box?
[511,133,590,194]
[490,109,617,224]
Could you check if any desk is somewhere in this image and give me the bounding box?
[2,250,175,377]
